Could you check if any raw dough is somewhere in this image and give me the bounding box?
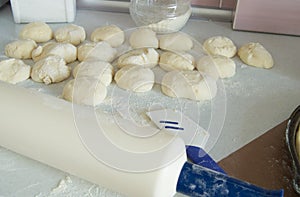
[91,25,124,47]
[238,42,274,69]
[114,65,155,92]
[5,39,37,59]
[19,22,53,43]
[117,48,159,68]
[0,59,31,84]
[32,42,77,63]
[159,33,193,51]
[73,61,114,86]
[31,55,71,85]
[54,24,86,46]
[203,36,237,58]
[129,28,159,49]
[196,55,236,79]
[62,78,107,106]
[161,70,217,101]
[159,51,194,71]
[77,41,117,62]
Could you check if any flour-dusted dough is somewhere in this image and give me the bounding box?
[32,42,77,63]
[159,51,195,72]
[54,24,86,46]
[117,48,159,69]
[203,36,237,58]
[31,55,71,85]
[161,70,217,101]
[0,58,31,84]
[159,33,193,51]
[129,28,159,49]
[196,55,236,79]
[73,61,114,86]
[77,41,117,62]
[114,65,155,92]
[238,42,274,69]
[19,22,53,43]
[5,39,37,59]
[91,25,124,47]
[62,78,107,106]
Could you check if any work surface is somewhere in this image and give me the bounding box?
[0,3,300,196]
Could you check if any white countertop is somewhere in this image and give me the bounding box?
[0,3,300,197]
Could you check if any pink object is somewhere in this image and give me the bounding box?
[233,0,300,36]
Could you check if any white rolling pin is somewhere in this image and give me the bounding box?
[0,82,187,197]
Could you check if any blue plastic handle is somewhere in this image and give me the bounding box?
[176,162,284,197]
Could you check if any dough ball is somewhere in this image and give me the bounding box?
[159,51,195,72]
[0,58,31,84]
[203,36,237,58]
[238,42,274,69]
[91,25,124,47]
[32,42,77,63]
[54,24,86,46]
[31,55,71,85]
[117,48,159,68]
[129,28,159,49]
[196,55,236,79]
[159,33,193,51]
[161,70,217,101]
[73,61,114,86]
[19,22,53,43]
[5,39,37,59]
[114,65,155,92]
[62,78,107,106]
[77,41,117,62]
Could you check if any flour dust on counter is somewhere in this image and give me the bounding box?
[2,4,300,196]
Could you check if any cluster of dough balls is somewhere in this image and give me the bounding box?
[0,22,274,106]
[114,29,218,101]
[0,22,125,106]
[201,36,274,77]
[1,22,88,86]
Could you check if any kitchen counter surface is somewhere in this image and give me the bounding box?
[0,3,300,197]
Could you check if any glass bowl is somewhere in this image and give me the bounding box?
[129,0,191,33]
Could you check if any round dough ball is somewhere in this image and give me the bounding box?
[114,65,155,92]
[73,61,114,86]
[129,28,159,49]
[196,55,236,79]
[117,48,159,69]
[161,70,217,101]
[203,36,237,58]
[54,24,86,46]
[31,55,71,85]
[32,42,77,63]
[19,22,53,43]
[159,51,195,72]
[238,42,274,69]
[77,41,117,62]
[91,25,124,47]
[0,58,31,84]
[159,33,193,51]
[5,39,37,59]
[62,78,107,106]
